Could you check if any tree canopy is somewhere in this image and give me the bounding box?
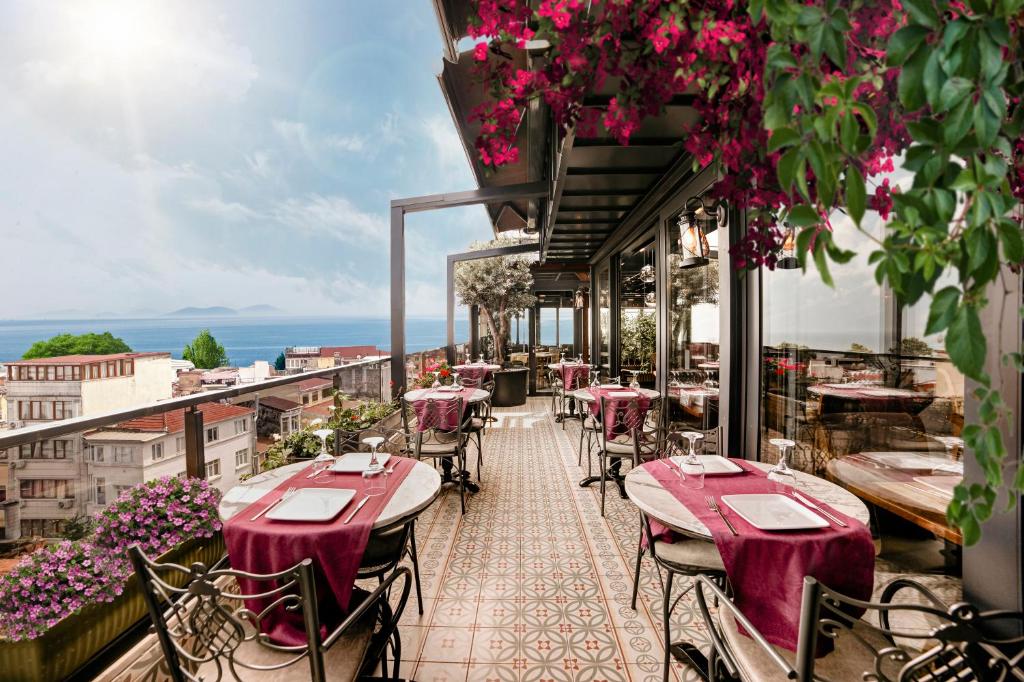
[182,329,228,369]
[454,238,536,363]
[274,352,286,371]
[22,332,132,359]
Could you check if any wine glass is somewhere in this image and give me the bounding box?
[767,438,798,490]
[362,436,386,496]
[679,431,705,488]
[311,428,335,479]
[628,370,641,392]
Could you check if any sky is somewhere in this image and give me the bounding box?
[0,0,492,320]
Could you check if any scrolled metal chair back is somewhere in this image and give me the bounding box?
[128,545,325,682]
[459,376,482,389]
[600,395,653,447]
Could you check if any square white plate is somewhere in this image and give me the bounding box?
[331,452,392,473]
[266,488,356,522]
[670,455,744,476]
[608,391,639,398]
[599,383,622,389]
[721,493,829,531]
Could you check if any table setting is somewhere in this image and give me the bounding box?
[454,358,501,382]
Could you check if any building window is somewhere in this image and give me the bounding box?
[234,418,249,435]
[95,477,106,505]
[205,427,219,443]
[234,448,250,469]
[205,460,221,480]
[20,519,66,538]
[112,446,134,464]
[175,436,185,453]
[72,366,81,380]
[113,484,132,499]
[52,440,71,459]
[290,416,299,432]
[302,394,309,405]
[151,443,164,461]
[91,445,105,462]
[20,479,73,499]
[178,471,187,479]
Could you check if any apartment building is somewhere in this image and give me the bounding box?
[83,403,255,515]
[1,352,172,539]
[284,345,387,372]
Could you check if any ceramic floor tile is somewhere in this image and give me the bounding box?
[415,661,470,682]
[421,626,475,664]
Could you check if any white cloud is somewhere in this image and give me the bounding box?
[324,133,367,153]
[245,151,274,179]
[272,119,312,150]
[272,194,386,242]
[187,197,263,222]
[423,114,468,172]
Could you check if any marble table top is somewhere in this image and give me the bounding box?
[571,387,661,403]
[219,459,441,530]
[403,387,490,404]
[455,363,501,372]
[625,461,870,539]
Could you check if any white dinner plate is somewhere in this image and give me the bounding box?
[436,385,462,392]
[669,455,744,476]
[598,383,622,389]
[607,391,639,398]
[331,452,392,473]
[721,493,829,531]
[266,488,356,522]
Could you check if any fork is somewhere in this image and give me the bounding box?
[250,487,296,521]
[706,496,739,536]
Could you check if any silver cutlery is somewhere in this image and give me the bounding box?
[791,491,848,527]
[706,496,738,536]
[250,487,296,521]
[343,496,370,524]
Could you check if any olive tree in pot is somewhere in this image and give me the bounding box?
[454,238,536,365]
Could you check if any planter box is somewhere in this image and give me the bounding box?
[333,409,403,453]
[0,534,225,682]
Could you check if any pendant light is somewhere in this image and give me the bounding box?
[678,209,710,268]
[777,222,799,270]
[644,291,656,308]
[574,287,588,309]
[639,264,655,283]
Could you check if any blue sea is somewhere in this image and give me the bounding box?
[0,315,573,366]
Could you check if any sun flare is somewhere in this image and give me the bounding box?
[71,0,168,63]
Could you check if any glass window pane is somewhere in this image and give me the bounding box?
[618,239,657,387]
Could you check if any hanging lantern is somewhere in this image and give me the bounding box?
[639,264,656,283]
[644,291,656,307]
[678,210,710,268]
[574,287,588,309]
[778,223,799,270]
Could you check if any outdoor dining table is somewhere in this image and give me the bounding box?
[403,386,489,493]
[548,363,592,421]
[219,458,441,644]
[454,362,501,382]
[807,383,934,416]
[572,387,661,490]
[624,461,870,678]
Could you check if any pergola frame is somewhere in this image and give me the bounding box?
[390,181,547,390]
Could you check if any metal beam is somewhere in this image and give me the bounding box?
[565,166,666,176]
[392,181,547,214]
[541,130,575,263]
[390,204,406,390]
[446,242,539,363]
[561,189,645,197]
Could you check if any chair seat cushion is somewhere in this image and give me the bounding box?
[194,589,376,681]
[416,441,464,455]
[654,539,725,572]
[718,605,893,681]
[463,418,485,432]
[582,416,600,430]
[604,440,657,456]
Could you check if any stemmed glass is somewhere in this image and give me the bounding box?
[679,431,705,488]
[628,370,641,391]
[361,436,387,496]
[767,438,798,490]
[311,427,335,479]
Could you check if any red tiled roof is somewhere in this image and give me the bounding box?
[107,403,253,434]
[319,345,386,358]
[259,396,302,411]
[12,352,170,366]
[295,377,332,391]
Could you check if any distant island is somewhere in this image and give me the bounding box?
[164,305,284,317]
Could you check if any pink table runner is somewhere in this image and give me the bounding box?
[411,389,470,431]
[586,387,651,441]
[555,363,589,390]
[223,458,415,646]
[456,365,497,382]
[642,459,874,652]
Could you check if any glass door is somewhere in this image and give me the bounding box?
[618,238,657,388]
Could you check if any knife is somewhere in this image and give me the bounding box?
[793,491,848,527]
[343,496,370,524]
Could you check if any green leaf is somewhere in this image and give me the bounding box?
[887,25,931,65]
[846,166,866,225]
[898,46,929,111]
[923,49,945,110]
[943,97,974,147]
[938,77,973,113]
[926,286,961,335]
[776,148,801,192]
[840,112,858,151]
[997,221,1024,263]
[974,92,1001,147]
[749,0,766,24]
[813,241,834,287]
[902,0,941,28]
[768,127,801,152]
[765,44,797,69]
[947,304,987,379]
[788,204,821,227]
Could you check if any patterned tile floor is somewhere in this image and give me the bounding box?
[388,398,705,682]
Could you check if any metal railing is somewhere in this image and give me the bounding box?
[0,357,391,479]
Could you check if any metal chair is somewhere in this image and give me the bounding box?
[402,396,470,514]
[458,377,487,481]
[695,574,1024,681]
[128,545,412,682]
[597,395,660,516]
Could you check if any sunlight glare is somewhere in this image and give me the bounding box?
[72,0,168,63]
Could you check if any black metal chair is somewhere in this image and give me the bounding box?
[128,545,412,682]
[402,396,470,514]
[597,395,661,516]
[458,377,487,481]
[695,574,1024,681]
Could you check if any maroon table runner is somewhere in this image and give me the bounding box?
[586,387,651,441]
[410,389,471,431]
[641,459,874,652]
[223,457,415,646]
[555,363,588,390]
[456,365,495,382]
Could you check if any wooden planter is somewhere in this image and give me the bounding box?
[0,534,225,682]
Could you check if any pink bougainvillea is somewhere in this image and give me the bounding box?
[466,0,909,269]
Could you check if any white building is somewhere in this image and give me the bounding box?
[1,352,172,539]
[83,403,256,515]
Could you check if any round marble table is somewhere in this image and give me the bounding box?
[572,387,662,489]
[624,460,870,539]
[454,363,501,380]
[220,459,442,531]
[403,387,489,405]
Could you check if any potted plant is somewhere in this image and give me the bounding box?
[0,476,224,682]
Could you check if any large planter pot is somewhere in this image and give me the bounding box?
[492,368,528,407]
[0,533,225,682]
